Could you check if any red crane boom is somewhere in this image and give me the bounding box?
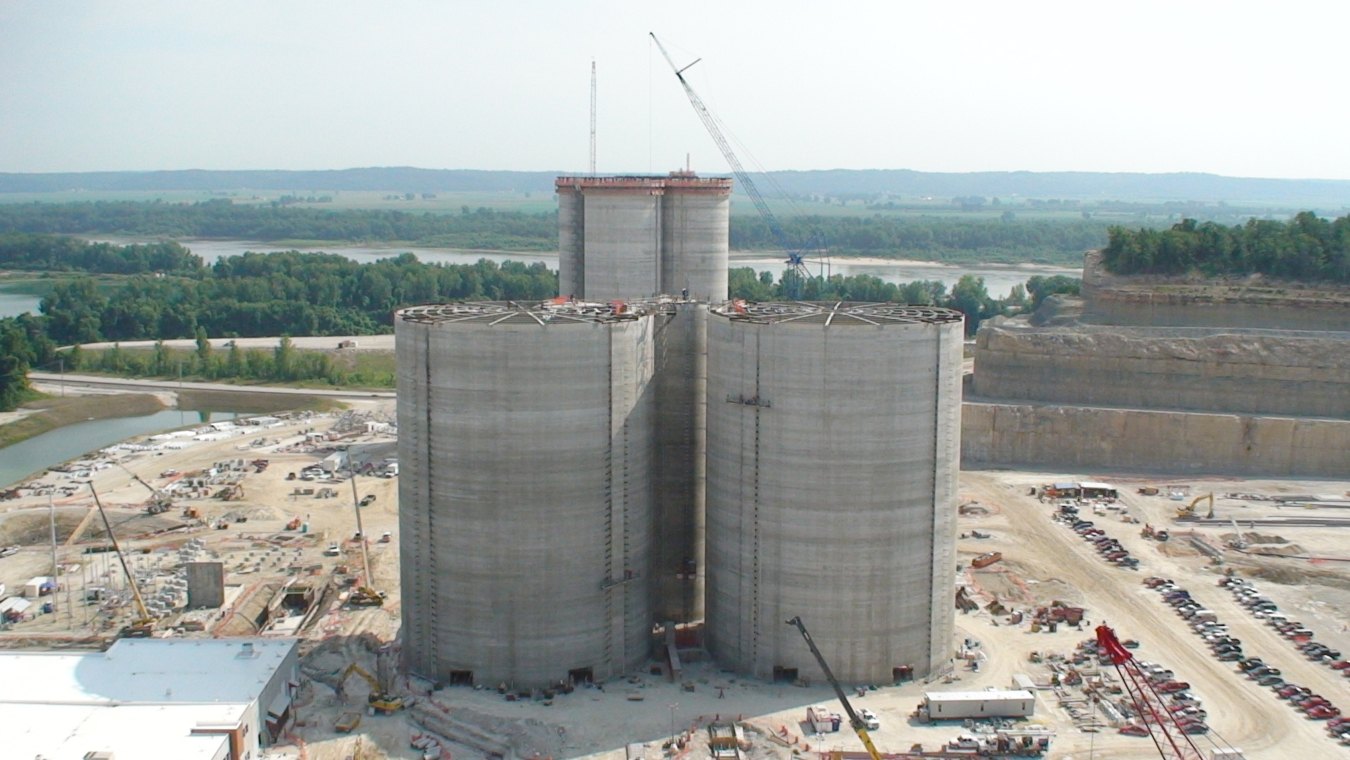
[1095,624,1205,760]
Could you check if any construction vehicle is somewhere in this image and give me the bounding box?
[335,711,363,733]
[651,33,826,299]
[337,662,403,715]
[1176,493,1215,519]
[88,483,156,638]
[117,464,174,515]
[345,450,383,607]
[786,616,883,760]
[1095,624,1204,759]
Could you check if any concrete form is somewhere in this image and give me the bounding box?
[396,301,659,688]
[186,560,226,608]
[0,637,299,760]
[555,174,731,302]
[703,302,965,683]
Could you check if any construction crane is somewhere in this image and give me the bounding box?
[785,616,884,760]
[345,450,383,607]
[1094,624,1204,760]
[88,482,155,637]
[116,463,173,514]
[650,32,825,299]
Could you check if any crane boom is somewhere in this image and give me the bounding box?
[786,617,884,760]
[88,482,153,627]
[1095,624,1204,760]
[649,32,817,294]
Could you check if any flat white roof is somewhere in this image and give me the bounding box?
[7,703,237,760]
[1079,481,1117,491]
[0,638,297,705]
[925,689,1034,702]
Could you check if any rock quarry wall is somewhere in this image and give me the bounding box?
[972,323,1350,418]
[961,402,1350,477]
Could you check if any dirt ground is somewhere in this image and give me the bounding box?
[2,399,1347,760]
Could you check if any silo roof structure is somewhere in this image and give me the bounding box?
[704,301,965,684]
[396,299,659,688]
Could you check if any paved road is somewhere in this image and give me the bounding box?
[28,372,395,400]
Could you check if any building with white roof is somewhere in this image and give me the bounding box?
[0,637,299,760]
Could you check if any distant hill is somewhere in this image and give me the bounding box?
[2,167,1349,206]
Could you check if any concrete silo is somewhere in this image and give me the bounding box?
[554,174,731,302]
[661,174,730,302]
[396,301,656,688]
[703,302,965,683]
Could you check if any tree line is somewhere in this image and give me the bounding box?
[0,199,1109,263]
[1102,212,1350,281]
[0,234,1081,409]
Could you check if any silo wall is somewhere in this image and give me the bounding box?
[557,186,584,297]
[661,190,729,302]
[583,192,661,299]
[396,307,655,688]
[704,307,963,683]
[650,302,707,623]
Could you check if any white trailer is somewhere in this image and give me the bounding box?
[919,690,1035,721]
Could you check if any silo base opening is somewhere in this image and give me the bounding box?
[893,665,914,684]
[448,670,474,687]
[568,667,594,685]
[772,666,799,684]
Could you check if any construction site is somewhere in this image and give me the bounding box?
[2,124,1349,760]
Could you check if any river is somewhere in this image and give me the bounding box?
[174,240,1080,298]
[0,408,240,488]
[0,288,43,319]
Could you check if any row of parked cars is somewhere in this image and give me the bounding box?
[1217,575,1350,744]
[1080,634,1209,736]
[1055,505,1139,569]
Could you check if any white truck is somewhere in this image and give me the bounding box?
[918,690,1035,722]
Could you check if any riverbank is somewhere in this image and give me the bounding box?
[0,394,164,449]
[0,389,343,452]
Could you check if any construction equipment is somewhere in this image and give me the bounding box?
[335,711,363,733]
[337,662,403,715]
[345,450,382,606]
[650,32,826,299]
[88,483,155,638]
[786,617,883,760]
[1228,518,1248,550]
[117,463,173,515]
[1176,493,1214,519]
[1094,624,1203,759]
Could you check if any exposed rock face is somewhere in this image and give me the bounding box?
[963,251,1350,476]
[973,320,1350,418]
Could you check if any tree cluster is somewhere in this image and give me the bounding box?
[1102,212,1350,281]
[0,233,202,274]
[36,250,558,346]
[0,200,557,251]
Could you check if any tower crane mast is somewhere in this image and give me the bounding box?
[649,32,820,297]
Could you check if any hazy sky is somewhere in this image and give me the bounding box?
[3,1,1348,179]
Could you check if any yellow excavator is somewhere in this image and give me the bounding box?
[337,662,403,715]
[1176,493,1215,519]
[786,617,884,760]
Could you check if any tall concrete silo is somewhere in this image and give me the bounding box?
[396,301,656,688]
[554,174,731,302]
[703,302,965,683]
[661,175,730,302]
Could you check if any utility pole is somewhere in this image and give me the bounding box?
[668,702,678,750]
[589,60,597,176]
[48,494,59,615]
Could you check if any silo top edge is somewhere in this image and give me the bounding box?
[397,298,682,326]
[709,301,965,326]
[555,174,732,193]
